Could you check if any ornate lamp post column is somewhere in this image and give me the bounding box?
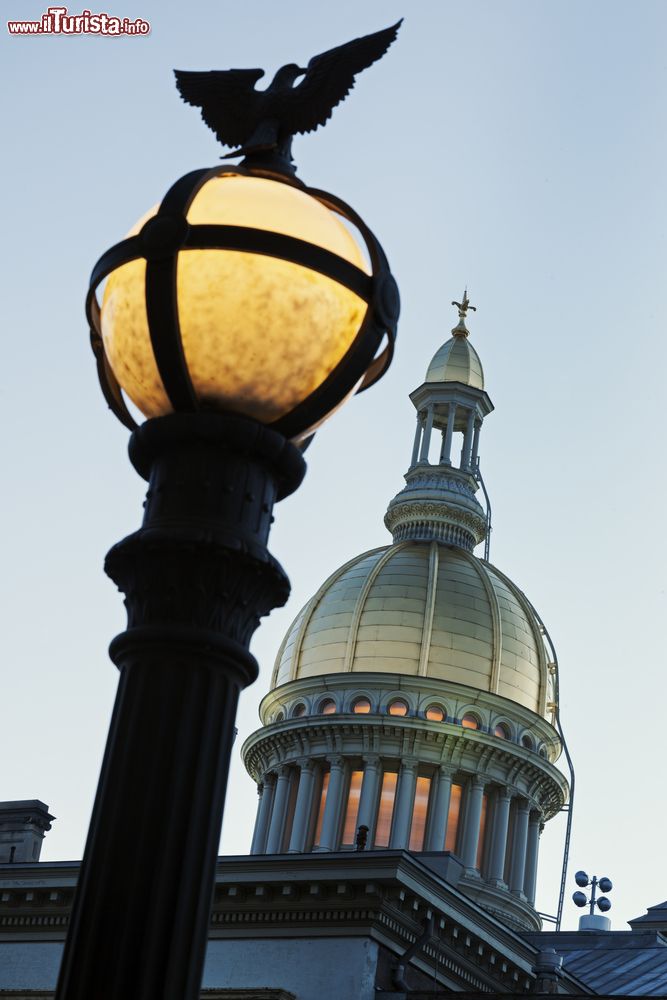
[56,23,400,1000]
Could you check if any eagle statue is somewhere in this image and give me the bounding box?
[174,20,402,170]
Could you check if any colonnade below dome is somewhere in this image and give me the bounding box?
[243,674,567,931]
[249,755,542,907]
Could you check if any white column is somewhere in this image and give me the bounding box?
[390,760,418,849]
[424,766,452,851]
[471,418,482,469]
[440,402,457,465]
[357,755,381,840]
[318,756,346,852]
[265,765,291,855]
[250,774,275,855]
[487,788,511,886]
[461,408,475,469]
[523,811,542,905]
[461,776,485,871]
[509,798,531,896]
[288,760,316,854]
[411,415,423,467]
[418,406,434,463]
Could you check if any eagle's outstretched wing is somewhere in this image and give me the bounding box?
[174,68,265,148]
[282,20,402,136]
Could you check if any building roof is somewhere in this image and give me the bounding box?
[629,900,667,933]
[271,541,554,720]
[0,854,590,996]
[524,930,667,996]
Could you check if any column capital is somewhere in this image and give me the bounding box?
[471,774,486,790]
[515,796,531,815]
[275,764,292,779]
[400,758,418,773]
[262,771,277,787]
[362,754,382,769]
[296,759,316,774]
[326,754,345,770]
[437,764,454,779]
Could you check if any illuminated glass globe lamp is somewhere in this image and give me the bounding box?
[87,165,399,442]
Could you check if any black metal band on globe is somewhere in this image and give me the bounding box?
[86,163,399,439]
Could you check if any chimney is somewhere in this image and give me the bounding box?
[0,800,55,863]
[533,947,563,994]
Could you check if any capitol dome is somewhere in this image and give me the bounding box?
[243,297,568,936]
[271,541,552,721]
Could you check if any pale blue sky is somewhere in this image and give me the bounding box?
[3,0,667,931]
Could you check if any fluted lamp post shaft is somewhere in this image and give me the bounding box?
[55,414,304,999]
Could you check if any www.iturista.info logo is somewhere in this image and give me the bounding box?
[7,6,150,34]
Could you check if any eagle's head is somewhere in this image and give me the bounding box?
[271,63,306,90]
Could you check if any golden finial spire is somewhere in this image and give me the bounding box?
[451,289,476,337]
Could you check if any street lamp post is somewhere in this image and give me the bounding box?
[55,24,400,1000]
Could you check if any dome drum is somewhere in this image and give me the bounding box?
[253,673,562,772]
[242,674,565,932]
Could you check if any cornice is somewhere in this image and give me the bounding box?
[242,715,567,820]
[409,381,494,415]
[208,854,539,993]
